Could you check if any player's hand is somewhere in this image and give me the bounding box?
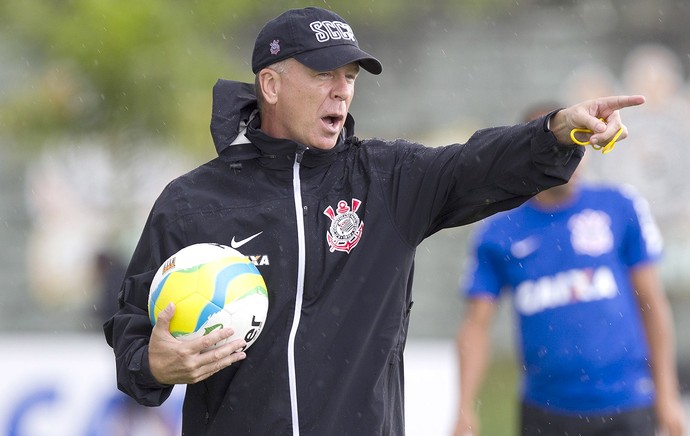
[453,408,480,436]
[549,95,645,147]
[655,393,687,436]
[148,303,247,385]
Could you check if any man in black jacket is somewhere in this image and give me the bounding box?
[104,7,645,435]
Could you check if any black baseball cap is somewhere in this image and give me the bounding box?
[251,7,382,75]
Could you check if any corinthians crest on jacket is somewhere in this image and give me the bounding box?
[323,199,364,253]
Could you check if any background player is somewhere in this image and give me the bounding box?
[453,104,687,436]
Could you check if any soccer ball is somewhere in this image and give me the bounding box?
[148,243,268,351]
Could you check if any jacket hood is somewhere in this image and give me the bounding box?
[210,79,258,155]
[210,79,357,158]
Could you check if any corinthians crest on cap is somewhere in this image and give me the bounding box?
[269,39,280,55]
[323,199,364,253]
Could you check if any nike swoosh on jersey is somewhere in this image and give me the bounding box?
[510,236,540,259]
[230,231,263,249]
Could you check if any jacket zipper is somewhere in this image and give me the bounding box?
[287,149,307,436]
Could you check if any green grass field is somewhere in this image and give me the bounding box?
[477,357,520,436]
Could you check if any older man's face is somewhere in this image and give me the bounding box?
[269,59,359,150]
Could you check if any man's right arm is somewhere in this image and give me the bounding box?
[104,258,247,405]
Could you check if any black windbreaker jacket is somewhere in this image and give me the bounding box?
[104,79,583,435]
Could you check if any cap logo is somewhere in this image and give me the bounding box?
[269,39,281,55]
[309,20,356,43]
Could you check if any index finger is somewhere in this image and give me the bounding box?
[598,95,646,113]
[584,95,644,137]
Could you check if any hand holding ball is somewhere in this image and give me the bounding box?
[148,243,269,351]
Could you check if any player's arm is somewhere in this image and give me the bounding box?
[548,95,645,145]
[148,303,247,385]
[454,296,497,436]
[630,263,687,436]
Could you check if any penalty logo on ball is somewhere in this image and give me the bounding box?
[148,243,269,351]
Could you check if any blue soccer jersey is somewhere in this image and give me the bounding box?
[463,184,663,414]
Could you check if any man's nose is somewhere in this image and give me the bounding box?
[332,76,353,101]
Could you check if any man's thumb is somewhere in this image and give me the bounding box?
[154,302,175,329]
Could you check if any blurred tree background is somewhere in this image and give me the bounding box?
[2,0,689,154]
[0,0,523,155]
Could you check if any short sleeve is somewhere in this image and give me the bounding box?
[461,223,505,300]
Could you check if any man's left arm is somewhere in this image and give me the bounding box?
[630,264,687,436]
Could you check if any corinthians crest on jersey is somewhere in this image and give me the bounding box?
[323,199,364,253]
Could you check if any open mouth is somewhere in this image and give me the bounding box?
[322,115,343,130]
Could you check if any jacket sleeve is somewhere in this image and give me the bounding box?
[102,209,175,407]
[448,114,584,224]
[372,114,584,244]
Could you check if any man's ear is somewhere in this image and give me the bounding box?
[258,69,280,105]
